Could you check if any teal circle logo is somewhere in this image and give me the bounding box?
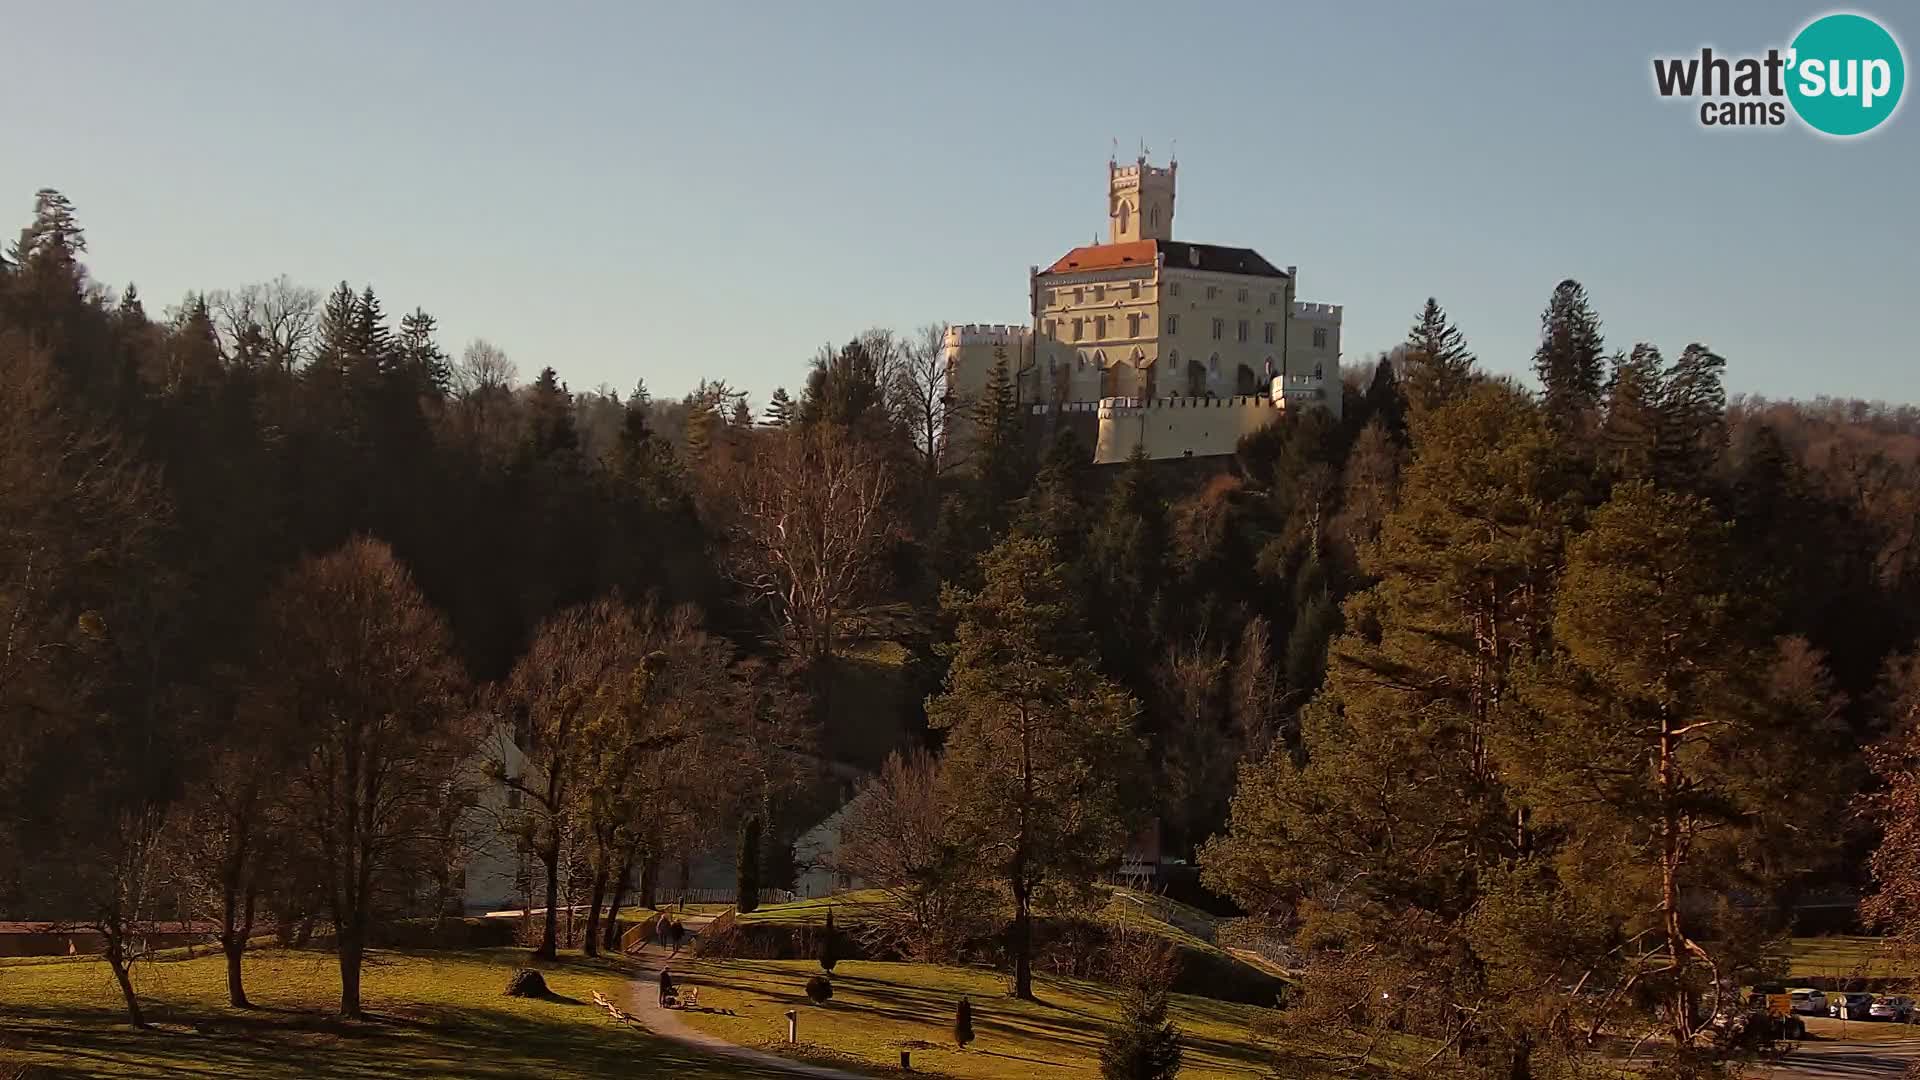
[1787,13,1905,136]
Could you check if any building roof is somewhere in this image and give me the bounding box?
[1041,240,1291,280]
[1042,240,1157,274]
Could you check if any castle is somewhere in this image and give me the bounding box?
[944,156,1343,464]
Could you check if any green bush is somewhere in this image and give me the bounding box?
[806,974,833,1004]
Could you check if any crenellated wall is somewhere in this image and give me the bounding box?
[1093,392,1287,464]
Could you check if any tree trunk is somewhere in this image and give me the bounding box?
[582,866,609,958]
[222,877,254,1008]
[639,851,658,910]
[224,935,250,1009]
[536,841,560,959]
[1659,706,1689,1048]
[338,926,364,1019]
[106,939,145,1027]
[603,848,634,952]
[1012,707,1035,1000]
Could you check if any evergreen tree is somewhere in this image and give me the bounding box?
[9,188,85,271]
[1654,343,1727,492]
[764,386,796,427]
[969,357,1028,516]
[524,367,580,459]
[737,814,762,913]
[1498,482,1843,1052]
[1362,356,1406,442]
[1598,345,1664,484]
[1532,280,1606,434]
[818,905,838,971]
[1014,427,1089,562]
[1282,558,1337,700]
[929,535,1144,999]
[398,307,452,395]
[627,378,651,409]
[1099,978,1183,1080]
[1400,297,1476,419]
[1085,448,1169,684]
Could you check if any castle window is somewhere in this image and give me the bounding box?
[1130,281,1141,299]
[1094,285,1106,302]
[1314,362,1324,379]
[1128,313,1140,337]
[1208,354,1220,372]
[1045,319,1056,339]
[1169,282,1181,298]
[1237,288,1248,303]
[1149,207,1160,230]
[1074,287,1084,304]
[1073,317,1084,341]
[1211,318,1223,340]
[1237,319,1249,343]
[1268,291,1279,306]
[1312,327,1328,349]
[1206,285,1218,301]
[1095,315,1107,338]
[1117,201,1131,235]
[1166,314,1178,335]
[1263,322,1276,344]
[1047,288,1057,306]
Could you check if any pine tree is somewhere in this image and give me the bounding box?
[9,188,86,270]
[929,535,1144,999]
[736,815,761,914]
[1532,280,1606,434]
[969,357,1028,516]
[1086,448,1168,682]
[954,995,975,1049]
[1598,345,1664,483]
[1400,297,1476,419]
[524,367,580,459]
[1654,343,1726,492]
[764,387,796,427]
[1099,979,1183,1080]
[818,906,838,971]
[398,307,452,396]
[1362,357,1405,442]
[627,378,651,409]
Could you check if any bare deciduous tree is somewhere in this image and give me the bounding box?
[721,426,897,666]
[493,598,642,960]
[208,275,319,368]
[830,749,993,961]
[896,322,957,480]
[260,538,470,1018]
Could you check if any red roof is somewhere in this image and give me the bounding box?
[1043,240,1157,274]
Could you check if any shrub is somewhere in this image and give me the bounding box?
[1099,933,1183,1080]
[504,968,549,998]
[819,908,839,972]
[954,995,975,1049]
[806,974,833,1004]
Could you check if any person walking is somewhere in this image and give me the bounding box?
[658,966,675,1007]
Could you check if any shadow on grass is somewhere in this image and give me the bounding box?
[2,998,798,1079]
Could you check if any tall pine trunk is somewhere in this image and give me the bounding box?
[1011,707,1035,1000]
[1658,705,1689,1048]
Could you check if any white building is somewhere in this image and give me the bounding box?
[946,156,1343,464]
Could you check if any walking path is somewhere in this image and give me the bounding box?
[621,915,873,1080]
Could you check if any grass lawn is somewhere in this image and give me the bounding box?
[674,958,1420,1079]
[738,891,897,926]
[0,946,786,1079]
[1788,936,1916,980]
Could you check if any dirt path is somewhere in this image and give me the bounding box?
[623,917,874,1080]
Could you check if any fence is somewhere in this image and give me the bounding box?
[619,911,662,956]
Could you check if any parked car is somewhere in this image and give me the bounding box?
[1830,992,1876,1019]
[1870,996,1914,1021]
[1790,989,1828,1015]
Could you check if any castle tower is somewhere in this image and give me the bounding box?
[1108,154,1175,244]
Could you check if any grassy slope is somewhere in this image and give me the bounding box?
[1786,936,1919,981]
[0,947,784,1079]
[675,958,1421,1079]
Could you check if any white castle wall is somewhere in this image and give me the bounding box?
[1094,392,1286,464]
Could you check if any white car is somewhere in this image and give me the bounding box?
[1790,989,1828,1015]
[1870,996,1913,1021]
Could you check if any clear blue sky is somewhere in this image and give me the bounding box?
[3,1,1913,406]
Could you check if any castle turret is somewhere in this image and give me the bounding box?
[1109,154,1175,243]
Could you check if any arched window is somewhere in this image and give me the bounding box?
[1314,362,1324,379]
[1092,350,1106,371]
[1185,360,1206,397]
[1117,201,1132,235]
[1149,206,1160,230]
[1208,353,1220,373]
[1235,364,1258,396]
